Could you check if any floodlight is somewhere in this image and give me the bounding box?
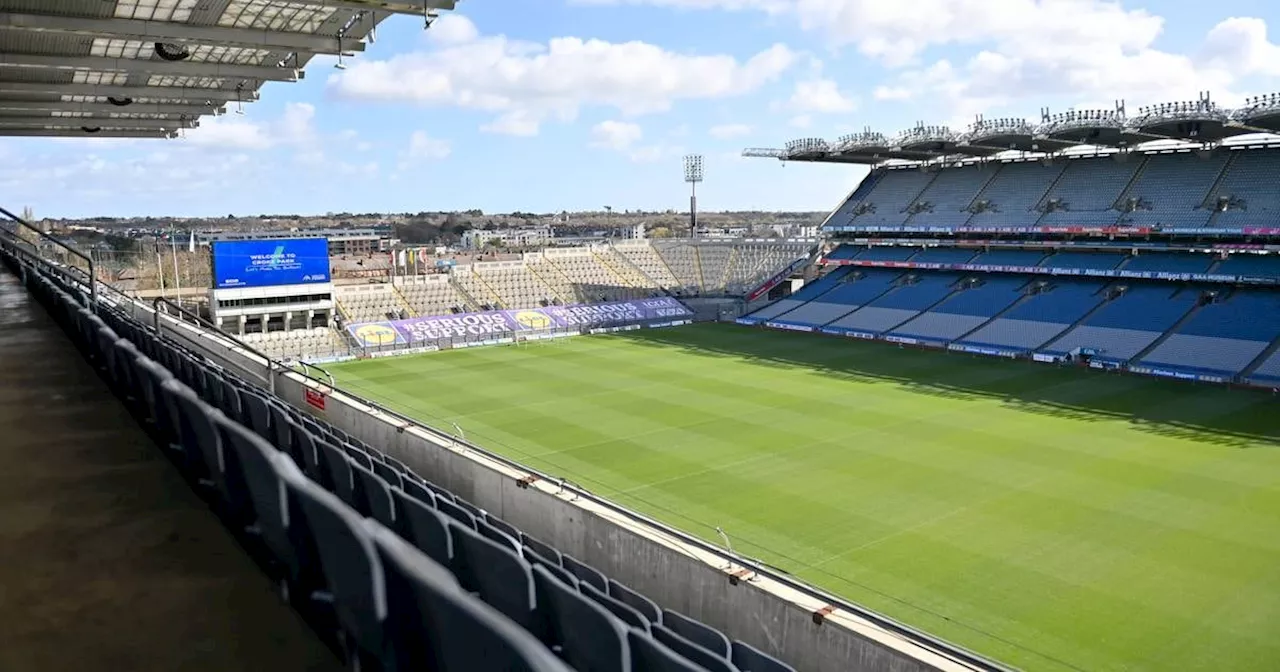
[683,154,704,238]
[686,152,706,181]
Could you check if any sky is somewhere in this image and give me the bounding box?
[5,0,1280,219]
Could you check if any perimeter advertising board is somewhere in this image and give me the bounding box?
[347,297,694,347]
[212,238,331,289]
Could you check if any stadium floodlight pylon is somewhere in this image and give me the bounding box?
[683,154,703,239]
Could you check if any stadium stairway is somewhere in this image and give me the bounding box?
[1126,291,1207,364]
[0,269,340,671]
[1240,332,1280,380]
[390,284,416,316]
[947,283,1037,345]
[877,276,969,335]
[447,275,485,312]
[1028,286,1118,351]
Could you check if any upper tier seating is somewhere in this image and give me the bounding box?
[846,169,936,227]
[1118,152,1227,229]
[855,246,917,262]
[966,161,1066,228]
[544,252,650,303]
[890,275,1027,342]
[1036,156,1137,226]
[829,148,1280,231]
[959,280,1108,351]
[18,260,797,672]
[1042,284,1200,361]
[1140,290,1280,374]
[902,165,993,227]
[1205,150,1280,228]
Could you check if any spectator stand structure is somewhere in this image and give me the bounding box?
[740,94,1280,387]
[0,206,1013,672]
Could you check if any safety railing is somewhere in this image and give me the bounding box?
[0,219,1012,672]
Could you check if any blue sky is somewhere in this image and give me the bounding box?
[5,0,1280,218]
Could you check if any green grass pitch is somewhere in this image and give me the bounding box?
[329,324,1280,672]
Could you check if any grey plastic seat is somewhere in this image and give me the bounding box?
[371,460,403,489]
[664,609,731,657]
[239,390,273,441]
[653,624,738,672]
[448,521,541,635]
[350,462,397,529]
[400,478,437,508]
[370,523,571,672]
[629,630,703,672]
[163,379,224,488]
[563,553,608,592]
[524,547,575,586]
[608,579,662,626]
[390,488,453,567]
[316,439,356,504]
[437,497,478,529]
[523,534,560,563]
[288,477,390,668]
[532,564,630,671]
[476,518,522,555]
[582,581,651,631]
[731,640,796,672]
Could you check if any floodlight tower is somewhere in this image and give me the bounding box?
[683,154,703,239]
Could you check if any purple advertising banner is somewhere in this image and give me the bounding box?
[347,297,693,347]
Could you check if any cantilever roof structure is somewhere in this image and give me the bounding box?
[0,0,456,139]
[745,93,1280,166]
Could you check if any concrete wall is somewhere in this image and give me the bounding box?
[150,305,989,672]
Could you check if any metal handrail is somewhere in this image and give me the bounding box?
[0,206,96,307]
[151,296,277,394]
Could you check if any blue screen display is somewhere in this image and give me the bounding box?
[212,238,331,289]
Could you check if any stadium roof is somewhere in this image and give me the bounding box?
[745,92,1280,166]
[0,0,455,139]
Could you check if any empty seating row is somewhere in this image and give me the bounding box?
[397,276,472,317]
[12,255,793,672]
[833,148,1280,230]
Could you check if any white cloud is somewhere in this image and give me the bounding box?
[590,120,643,150]
[585,1,1280,122]
[328,14,799,136]
[481,110,541,137]
[709,123,753,139]
[587,120,680,162]
[787,78,857,113]
[789,114,813,129]
[181,102,316,151]
[407,130,452,160]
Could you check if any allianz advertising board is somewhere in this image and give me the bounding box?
[212,238,331,289]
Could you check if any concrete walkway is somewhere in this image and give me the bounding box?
[0,270,339,671]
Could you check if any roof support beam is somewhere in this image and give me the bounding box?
[0,128,175,139]
[279,0,456,14]
[0,100,222,115]
[0,12,365,56]
[0,53,301,82]
[0,116,194,130]
[0,81,257,102]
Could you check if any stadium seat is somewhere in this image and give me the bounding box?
[629,630,704,672]
[532,564,632,671]
[730,640,796,672]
